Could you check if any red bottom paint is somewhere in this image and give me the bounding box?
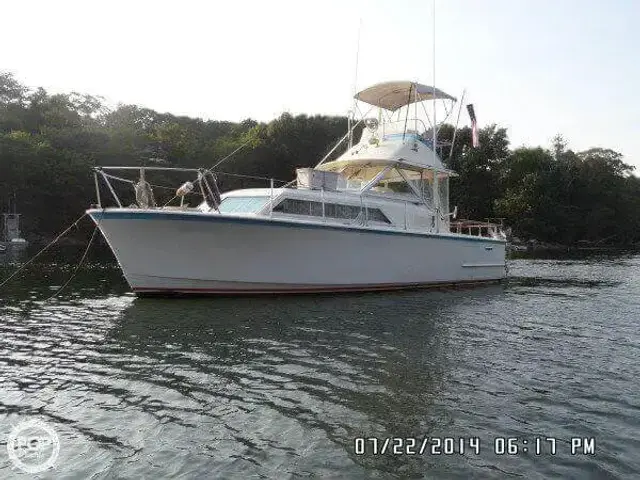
[132,279,502,296]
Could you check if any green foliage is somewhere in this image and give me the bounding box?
[1,71,639,246]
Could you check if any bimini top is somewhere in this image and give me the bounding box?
[355,81,456,111]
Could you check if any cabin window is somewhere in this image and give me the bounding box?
[438,176,449,215]
[420,172,434,204]
[218,196,270,214]
[366,208,391,223]
[273,199,391,224]
[324,203,360,219]
[272,198,314,216]
[346,180,363,190]
[386,182,413,194]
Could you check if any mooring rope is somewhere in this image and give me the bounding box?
[45,224,99,301]
[176,140,253,204]
[0,212,89,289]
[209,139,252,171]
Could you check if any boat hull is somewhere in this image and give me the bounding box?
[88,209,506,295]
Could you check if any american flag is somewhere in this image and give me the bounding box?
[467,104,479,148]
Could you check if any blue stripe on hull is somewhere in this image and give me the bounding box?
[87,209,506,245]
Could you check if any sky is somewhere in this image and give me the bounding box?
[2,0,639,166]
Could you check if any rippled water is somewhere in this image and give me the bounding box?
[0,250,639,479]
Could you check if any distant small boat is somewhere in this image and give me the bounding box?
[2,210,28,251]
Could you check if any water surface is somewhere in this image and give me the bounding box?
[0,250,638,478]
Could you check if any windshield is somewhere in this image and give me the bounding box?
[218,196,270,214]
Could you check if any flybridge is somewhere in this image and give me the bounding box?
[315,80,461,173]
[315,80,460,179]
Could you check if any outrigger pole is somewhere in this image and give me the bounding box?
[349,18,363,149]
[448,89,466,162]
[432,0,437,161]
[432,0,439,232]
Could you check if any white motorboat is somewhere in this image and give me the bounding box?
[87,81,506,295]
[1,212,28,251]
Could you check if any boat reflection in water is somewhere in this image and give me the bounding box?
[105,284,504,462]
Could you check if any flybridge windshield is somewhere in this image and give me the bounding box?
[218,196,270,214]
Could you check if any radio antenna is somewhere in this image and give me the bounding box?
[353,18,362,100]
[349,18,363,148]
[432,0,437,159]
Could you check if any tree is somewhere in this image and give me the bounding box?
[1,72,639,247]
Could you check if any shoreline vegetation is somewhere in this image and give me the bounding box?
[2,72,640,249]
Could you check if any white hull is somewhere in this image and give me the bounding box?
[88,209,506,295]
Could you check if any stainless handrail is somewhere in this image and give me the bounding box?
[98,166,201,172]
